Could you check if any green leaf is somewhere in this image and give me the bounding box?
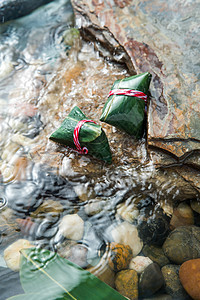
[7,247,126,300]
[50,106,112,163]
[100,72,152,138]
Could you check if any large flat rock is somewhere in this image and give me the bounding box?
[71,0,200,169]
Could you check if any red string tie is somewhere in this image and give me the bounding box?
[73,119,97,154]
[108,89,147,102]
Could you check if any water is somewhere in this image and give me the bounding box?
[0,0,189,299]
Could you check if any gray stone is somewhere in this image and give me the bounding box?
[143,244,170,268]
[139,263,165,298]
[163,226,200,264]
[0,0,54,23]
[161,264,191,299]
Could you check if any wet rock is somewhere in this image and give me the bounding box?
[115,269,138,300]
[162,264,191,299]
[116,202,139,223]
[4,163,78,216]
[30,199,64,220]
[0,0,54,23]
[5,181,43,215]
[163,226,200,264]
[137,207,170,246]
[179,259,200,300]
[58,241,88,268]
[129,256,152,274]
[190,199,200,214]
[0,267,24,300]
[84,199,104,216]
[170,202,194,230]
[111,222,143,257]
[58,214,84,240]
[143,244,170,268]
[139,263,165,298]
[108,242,132,272]
[88,255,115,288]
[71,0,200,196]
[4,239,34,271]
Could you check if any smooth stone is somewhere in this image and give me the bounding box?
[190,199,200,214]
[115,269,138,300]
[84,199,103,216]
[30,199,64,219]
[87,256,115,288]
[129,256,153,274]
[58,214,84,240]
[4,239,34,271]
[170,202,194,230]
[179,258,200,300]
[162,264,191,299]
[139,263,165,298]
[116,202,139,223]
[58,242,88,268]
[0,0,54,23]
[137,208,170,246]
[163,226,200,264]
[143,244,170,267]
[108,242,132,272]
[111,222,143,257]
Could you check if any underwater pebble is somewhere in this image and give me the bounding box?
[162,264,190,299]
[84,199,103,216]
[179,259,200,300]
[111,222,143,257]
[88,257,115,288]
[190,199,200,214]
[163,225,200,264]
[129,256,152,274]
[115,269,138,300]
[139,263,165,298]
[58,241,88,268]
[143,244,170,267]
[4,239,34,271]
[108,242,132,272]
[116,202,139,223]
[137,209,170,246]
[58,213,84,240]
[170,202,194,230]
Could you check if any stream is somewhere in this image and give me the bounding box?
[0,0,199,299]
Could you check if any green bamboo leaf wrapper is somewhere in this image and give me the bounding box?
[7,247,127,300]
[49,106,112,163]
[100,72,152,138]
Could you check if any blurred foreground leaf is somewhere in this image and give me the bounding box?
[8,247,126,300]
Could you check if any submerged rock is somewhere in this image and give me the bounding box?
[139,263,165,298]
[111,222,143,257]
[142,244,170,268]
[162,264,190,300]
[129,256,152,274]
[108,242,132,272]
[179,259,200,300]
[58,213,84,240]
[0,0,54,23]
[115,269,138,300]
[170,202,194,230]
[163,226,200,264]
[4,239,34,271]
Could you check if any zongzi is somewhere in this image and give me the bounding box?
[50,106,112,163]
[100,72,152,138]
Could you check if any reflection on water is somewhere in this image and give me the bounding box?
[0,0,193,299]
